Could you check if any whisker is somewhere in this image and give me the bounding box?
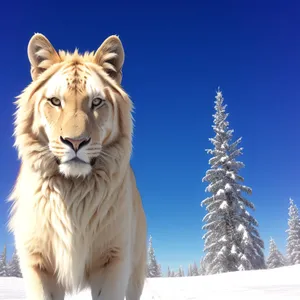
[51,152,67,155]
[49,146,66,151]
[49,144,67,149]
[86,153,101,156]
[86,148,102,151]
[50,142,63,146]
[50,148,67,152]
[51,149,73,154]
[86,149,101,152]
[100,150,119,160]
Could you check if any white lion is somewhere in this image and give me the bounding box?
[8,33,147,300]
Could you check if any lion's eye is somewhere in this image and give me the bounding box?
[48,97,61,107]
[92,98,104,109]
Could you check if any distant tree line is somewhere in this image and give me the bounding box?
[0,245,22,278]
[147,197,300,277]
[146,90,300,277]
[266,198,300,269]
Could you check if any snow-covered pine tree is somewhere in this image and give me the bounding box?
[0,245,7,277]
[7,250,22,277]
[147,235,161,277]
[191,261,199,276]
[167,266,171,277]
[158,264,162,277]
[201,89,265,274]
[177,266,184,277]
[286,198,300,265]
[199,258,207,275]
[187,264,192,276]
[266,238,285,269]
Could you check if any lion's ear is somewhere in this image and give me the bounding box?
[93,35,125,84]
[27,33,61,80]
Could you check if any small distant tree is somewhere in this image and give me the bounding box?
[199,257,207,275]
[191,261,199,276]
[0,245,7,277]
[147,235,161,277]
[7,250,22,277]
[158,264,162,277]
[187,264,192,276]
[267,238,285,269]
[176,266,184,277]
[286,198,300,265]
[167,266,176,277]
[167,266,171,277]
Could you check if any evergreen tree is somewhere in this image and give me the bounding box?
[147,235,161,277]
[187,262,199,276]
[266,238,285,269]
[157,264,162,277]
[167,266,171,277]
[286,198,300,265]
[0,245,7,277]
[201,89,265,274]
[7,250,22,277]
[177,266,184,277]
[199,258,207,275]
[191,261,199,276]
[187,264,192,276]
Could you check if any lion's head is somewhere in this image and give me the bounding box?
[14,33,133,178]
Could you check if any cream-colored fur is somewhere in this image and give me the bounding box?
[8,33,147,300]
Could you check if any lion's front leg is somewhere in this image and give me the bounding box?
[22,266,65,300]
[90,259,130,300]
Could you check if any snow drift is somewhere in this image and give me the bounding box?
[0,264,299,299]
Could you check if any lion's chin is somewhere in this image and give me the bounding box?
[59,160,92,178]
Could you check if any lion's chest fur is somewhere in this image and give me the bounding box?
[11,167,131,291]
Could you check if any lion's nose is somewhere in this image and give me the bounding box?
[60,136,91,152]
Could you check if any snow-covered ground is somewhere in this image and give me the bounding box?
[0,265,299,299]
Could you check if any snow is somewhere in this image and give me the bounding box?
[220,156,227,163]
[226,171,236,180]
[237,224,245,232]
[224,183,232,192]
[219,236,227,242]
[2,265,300,299]
[216,189,225,196]
[231,244,237,254]
[220,201,228,209]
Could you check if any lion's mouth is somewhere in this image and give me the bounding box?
[69,157,88,164]
[55,157,97,166]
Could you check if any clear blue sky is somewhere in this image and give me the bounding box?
[0,0,299,274]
